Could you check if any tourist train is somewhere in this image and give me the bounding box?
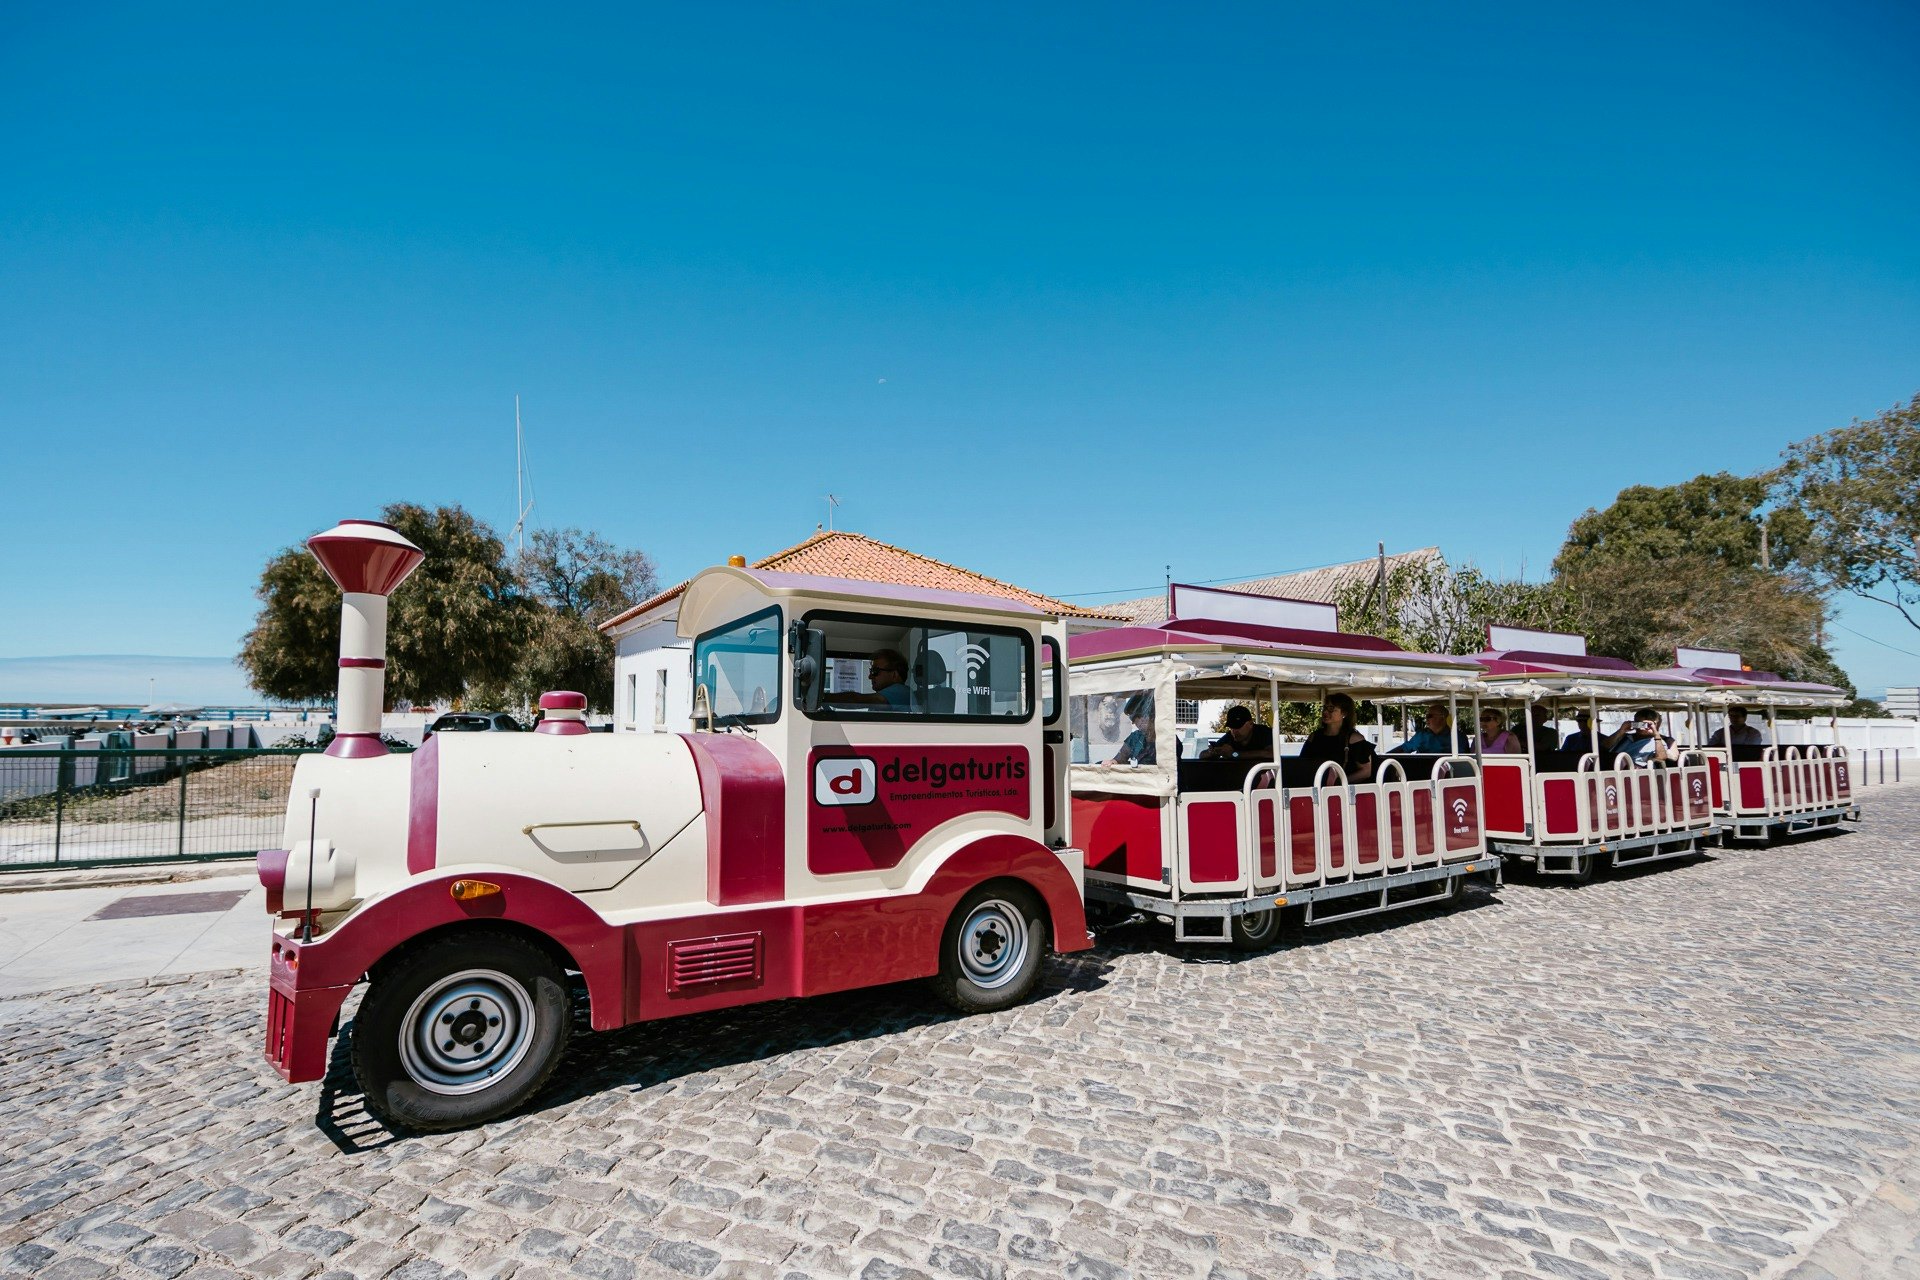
[257,522,1859,1129]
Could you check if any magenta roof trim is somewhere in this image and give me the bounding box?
[1651,665,1846,695]
[1476,651,1703,684]
[1069,621,1484,668]
[737,567,1050,616]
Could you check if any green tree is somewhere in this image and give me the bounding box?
[239,503,532,705]
[496,528,660,711]
[1776,392,1920,631]
[1554,472,1810,578]
[1550,473,1849,690]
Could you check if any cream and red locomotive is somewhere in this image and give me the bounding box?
[261,521,1088,1129]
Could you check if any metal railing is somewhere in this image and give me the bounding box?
[0,747,320,870]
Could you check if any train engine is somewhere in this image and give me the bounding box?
[258,521,1089,1130]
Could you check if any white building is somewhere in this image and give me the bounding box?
[598,530,1123,735]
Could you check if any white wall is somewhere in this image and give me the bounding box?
[612,618,693,734]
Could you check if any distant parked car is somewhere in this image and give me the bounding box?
[425,712,523,735]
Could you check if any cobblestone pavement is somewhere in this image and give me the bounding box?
[3,787,1918,1280]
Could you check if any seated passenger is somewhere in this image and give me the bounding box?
[1602,708,1679,766]
[1392,703,1468,754]
[1106,693,1160,765]
[1200,705,1274,760]
[825,647,913,711]
[1520,704,1560,755]
[1298,692,1374,782]
[1561,710,1596,758]
[1476,708,1525,755]
[1707,706,1764,748]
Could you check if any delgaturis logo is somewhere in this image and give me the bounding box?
[814,757,877,806]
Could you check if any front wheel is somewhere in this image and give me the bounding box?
[351,929,572,1132]
[930,883,1047,1014]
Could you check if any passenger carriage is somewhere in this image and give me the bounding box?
[1066,585,1500,949]
[1656,647,1858,842]
[1470,626,1720,881]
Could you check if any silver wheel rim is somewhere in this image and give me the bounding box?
[397,968,537,1095]
[1239,909,1278,942]
[957,899,1032,990]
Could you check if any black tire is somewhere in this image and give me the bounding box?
[929,882,1047,1014]
[1569,855,1596,884]
[351,929,572,1132]
[1229,907,1282,952]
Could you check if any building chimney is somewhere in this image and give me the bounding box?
[306,520,425,758]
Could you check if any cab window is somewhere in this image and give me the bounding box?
[692,606,782,725]
[804,610,1032,722]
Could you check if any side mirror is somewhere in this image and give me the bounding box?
[792,626,826,712]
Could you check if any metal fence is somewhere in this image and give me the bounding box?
[0,747,316,870]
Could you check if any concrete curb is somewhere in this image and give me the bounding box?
[0,858,254,895]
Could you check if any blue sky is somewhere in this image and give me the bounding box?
[4,3,1917,700]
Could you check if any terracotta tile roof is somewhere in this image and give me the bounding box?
[1103,548,1444,626]
[599,530,1126,633]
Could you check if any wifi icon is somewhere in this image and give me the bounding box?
[960,643,992,681]
[1450,797,1469,823]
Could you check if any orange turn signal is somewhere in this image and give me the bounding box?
[450,879,502,901]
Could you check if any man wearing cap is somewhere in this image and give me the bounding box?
[1200,705,1275,760]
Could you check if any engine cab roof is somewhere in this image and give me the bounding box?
[678,564,1054,639]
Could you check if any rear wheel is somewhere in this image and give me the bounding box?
[1229,907,1281,952]
[930,883,1046,1014]
[352,930,572,1132]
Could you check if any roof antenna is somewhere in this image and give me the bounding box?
[512,395,536,557]
[825,493,841,532]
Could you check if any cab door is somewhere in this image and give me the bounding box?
[1041,629,1070,849]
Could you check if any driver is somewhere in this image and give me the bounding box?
[826,648,913,711]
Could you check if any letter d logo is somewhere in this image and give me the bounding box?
[814,757,876,806]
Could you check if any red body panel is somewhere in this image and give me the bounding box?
[807,746,1030,875]
[1738,764,1765,811]
[266,837,1088,1084]
[1352,792,1380,866]
[1411,788,1436,856]
[1325,795,1346,872]
[1709,761,1726,810]
[1440,782,1479,851]
[1288,795,1316,876]
[1542,777,1577,835]
[1184,801,1240,883]
[1075,792,1164,881]
[681,733,786,905]
[1255,797,1277,879]
[1482,762,1527,834]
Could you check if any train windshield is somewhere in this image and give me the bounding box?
[693,606,782,725]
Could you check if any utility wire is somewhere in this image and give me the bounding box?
[1830,620,1920,660]
[1054,557,1396,600]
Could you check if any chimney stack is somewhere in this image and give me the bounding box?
[306,520,425,758]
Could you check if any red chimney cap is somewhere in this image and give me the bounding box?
[539,690,588,711]
[307,520,425,596]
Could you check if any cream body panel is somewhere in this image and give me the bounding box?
[282,751,413,901]
[589,812,714,917]
[433,733,705,894]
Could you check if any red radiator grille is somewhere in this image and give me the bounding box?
[666,932,764,993]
